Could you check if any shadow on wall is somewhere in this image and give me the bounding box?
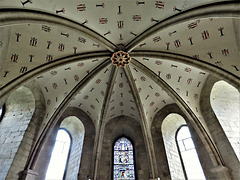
[0,86,35,180]
[210,80,240,160]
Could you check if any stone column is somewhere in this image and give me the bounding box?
[200,75,240,179]
[21,169,38,180]
[151,126,171,180]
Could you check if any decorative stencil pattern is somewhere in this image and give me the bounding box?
[106,67,140,122]
[135,18,240,77]
[70,65,113,125]
[34,58,106,127]
[0,0,217,45]
[0,23,106,88]
[131,58,209,125]
[0,1,239,135]
[129,63,175,124]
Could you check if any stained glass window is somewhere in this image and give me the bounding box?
[114,137,135,180]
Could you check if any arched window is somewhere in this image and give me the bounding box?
[0,107,3,122]
[210,80,240,160]
[176,126,205,180]
[113,137,135,180]
[45,129,71,180]
[0,104,5,122]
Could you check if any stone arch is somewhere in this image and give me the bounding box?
[200,75,240,179]
[151,103,232,180]
[210,80,240,160]
[27,106,95,180]
[97,115,150,180]
[161,113,186,180]
[3,81,46,180]
[60,116,85,179]
[45,128,72,180]
[59,107,96,180]
[162,114,205,180]
[151,104,185,179]
[0,83,43,179]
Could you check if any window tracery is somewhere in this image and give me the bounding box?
[113,137,135,180]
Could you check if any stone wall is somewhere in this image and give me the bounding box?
[58,107,96,180]
[60,116,85,179]
[0,78,239,180]
[26,107,95,180]
[0,86,35,179]
[151,102,232,180]
[210,80,240,160]
[151,104,185,179]
[200,76,240,179]
[97,116,150,180]
[162,113,186,180]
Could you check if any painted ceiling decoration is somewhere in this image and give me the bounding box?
[0,1,239,138]
[111,51,131,67]
[105,67,141,122]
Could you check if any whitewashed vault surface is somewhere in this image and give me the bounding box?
[0,0,239,131]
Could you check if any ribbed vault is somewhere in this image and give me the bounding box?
[0,0,239,178]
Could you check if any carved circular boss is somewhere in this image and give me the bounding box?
[111,51,131,67]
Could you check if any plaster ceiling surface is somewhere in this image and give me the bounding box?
[0,1,239,131]
[0,23,107,88]
[34,58,107,127]
[0,27,10,77]
[105,67,141,123]
[70,64,113,125]
[0,0,215,45]
[134,17,240,77]
[129,63,175,124]
[130,58,209,125]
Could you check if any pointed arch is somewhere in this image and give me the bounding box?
[59,117,85,179]
[151,103,232,179]
[23,107,95,180]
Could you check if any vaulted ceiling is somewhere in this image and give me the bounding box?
[0,1,239,130]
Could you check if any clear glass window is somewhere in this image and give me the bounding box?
[45,129,71,180]
[0,107,2,118]
[176,126,206,180]
[0,105,5,122]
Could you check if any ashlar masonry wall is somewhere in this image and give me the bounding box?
[98,116,150,180]
[162,113,186,180]
[210,80,240,160]
[60,116,85,180]
[0,86,35,179]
